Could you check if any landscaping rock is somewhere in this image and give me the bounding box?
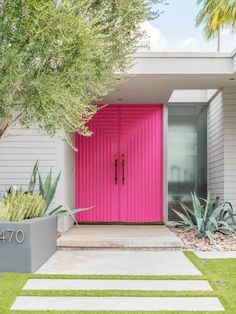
[169,227,236,252]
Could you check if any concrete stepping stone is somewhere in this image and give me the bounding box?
[23,279,212,291]
[36,250,202,275]
[11,296,224,311]
[195,251,236,259]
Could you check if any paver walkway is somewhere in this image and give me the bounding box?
[36,250,201,275]
[11,249,225,312]
[12,296,224,311]
[23,278,212,291]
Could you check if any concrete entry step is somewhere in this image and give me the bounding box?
[11,296,224,311]
[57,225,182,250]
[23,279,212,291]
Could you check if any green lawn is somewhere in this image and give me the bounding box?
[0,252,235,313]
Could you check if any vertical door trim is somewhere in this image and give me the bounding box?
[163,104,168,223]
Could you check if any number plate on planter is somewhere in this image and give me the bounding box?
[0,229,25,244]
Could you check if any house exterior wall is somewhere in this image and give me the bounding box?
[55,133,75,232]
[223,87,236,209]
[0,126,74,232]
[208,87,236,210]
[208,90,225,202]
[0,125,56,197]
[0,86,234,227]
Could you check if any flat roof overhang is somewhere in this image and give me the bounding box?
[102,50,236,104]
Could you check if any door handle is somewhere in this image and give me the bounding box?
[115,158,118,185]
[122,154,125,185]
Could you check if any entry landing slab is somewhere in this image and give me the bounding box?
[24,279,212,291]
[11,296,224,311]
[57,225,182,249]
[36,250,201,275]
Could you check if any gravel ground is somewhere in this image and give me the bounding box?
[169,226,236,251]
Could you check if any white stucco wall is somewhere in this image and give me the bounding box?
[208,87,236,210]
[55,133,75,232]
[0,125,74,232]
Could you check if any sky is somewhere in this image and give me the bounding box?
[141,0,236,52]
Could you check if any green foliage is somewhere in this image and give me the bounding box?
[172,192,236,243]
[28,160,39,194]
[0,0,163,144]
[38,168,61,211]
[0,202,11,221]
[196,0,236,39]
[27,161,90,222]
[0,191,46,222]
[48,205,93,227]
[0,161,92,222]
[26,160,61,210]
[4,185,23,197]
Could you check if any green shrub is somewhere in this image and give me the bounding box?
[172,192,236,243]
[0,192,46,222]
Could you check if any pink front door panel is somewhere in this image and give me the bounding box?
[75,105,163,222]
[75,106,119,222]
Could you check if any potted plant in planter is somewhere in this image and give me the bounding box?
[0,162,88,273]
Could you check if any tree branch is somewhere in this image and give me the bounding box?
[0,112,22,141]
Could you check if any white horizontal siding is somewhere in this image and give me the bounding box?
[209,87,236,210]
[208,90,224,201]
[222,88,236,209]
[0,124,56,199]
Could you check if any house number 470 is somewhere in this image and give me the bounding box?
[0,229,25,244]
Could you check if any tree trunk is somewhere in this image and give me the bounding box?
[217,30,221,52]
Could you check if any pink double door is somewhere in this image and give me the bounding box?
[75,105,163,222]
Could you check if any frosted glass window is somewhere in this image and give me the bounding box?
[168,105,207,220]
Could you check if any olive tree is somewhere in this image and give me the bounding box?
[0,0,162,147]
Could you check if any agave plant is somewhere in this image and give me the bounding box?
[38,168,61,211]
[28,161,92,224]
[0,162,91,223]
[172,192,236,243]
[28,161,39,194]
[27,161,61,211]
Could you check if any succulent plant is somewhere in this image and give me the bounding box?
[0,192,46,222]
[0,202,11,221]
[27,161,61,211]
[0,162,90,223]
[38,168,61,211]
[172,192,236,243]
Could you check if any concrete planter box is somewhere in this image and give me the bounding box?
[0,216,57,273]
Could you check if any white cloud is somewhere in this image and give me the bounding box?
[139,21,167,51]
[181,37,197,49]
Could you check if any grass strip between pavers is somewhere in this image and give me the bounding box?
[0,251,235,313]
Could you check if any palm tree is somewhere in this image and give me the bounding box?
[195,0,236,51]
